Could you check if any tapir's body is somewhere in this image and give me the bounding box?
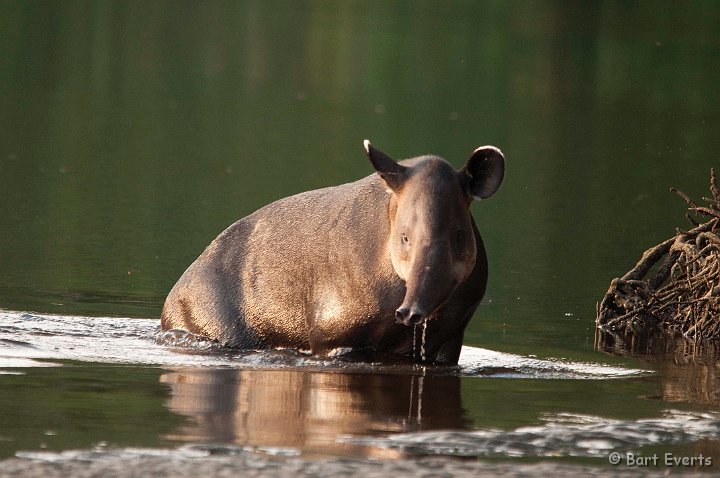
[161,143,504,364]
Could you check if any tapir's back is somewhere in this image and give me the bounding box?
[160,173,398,349]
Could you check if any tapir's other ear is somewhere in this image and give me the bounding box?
[462,146,505,200]
[364,140,407,192]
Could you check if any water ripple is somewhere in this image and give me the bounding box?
[0,310,648,379]
[341,410,720,458]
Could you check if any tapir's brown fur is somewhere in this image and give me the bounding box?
[161,141,504,364]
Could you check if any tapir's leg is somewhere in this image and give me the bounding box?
[432,331,465,365]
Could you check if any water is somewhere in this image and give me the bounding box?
[421,318,428,363]
[410,319,428,363]
[2,0,720,472]
[1,309,717,465]
[0,310,645,378]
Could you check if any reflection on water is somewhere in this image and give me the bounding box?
[160,368,468,458]
[0,310,715,461]
[596,330,720,405]
[159,364,720,461]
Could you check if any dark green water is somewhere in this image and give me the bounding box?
[1,0,720,468]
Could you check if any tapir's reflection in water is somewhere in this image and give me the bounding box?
[160,367,469,458]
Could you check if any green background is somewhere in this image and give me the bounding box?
[1,0,719,463]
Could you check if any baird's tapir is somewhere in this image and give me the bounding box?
[160,141,504,364]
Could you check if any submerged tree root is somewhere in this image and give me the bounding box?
[597,169,720,341]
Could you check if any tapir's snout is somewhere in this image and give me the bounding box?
[395,306,427,326]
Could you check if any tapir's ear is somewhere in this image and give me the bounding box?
[462,146,505,200]
[364,140,407,192]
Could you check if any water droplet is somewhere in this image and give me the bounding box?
[420,318,428,363]
[412,323,417,360]
[416,373,424,423]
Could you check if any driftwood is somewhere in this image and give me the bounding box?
[596,169,720,341]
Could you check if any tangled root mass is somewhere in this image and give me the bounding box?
[597,169,720,341]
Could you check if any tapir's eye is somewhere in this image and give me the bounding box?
[401,233,409,244]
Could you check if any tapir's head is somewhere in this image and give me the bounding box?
[364,140,504,326]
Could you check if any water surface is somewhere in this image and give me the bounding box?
[1,309,718,465]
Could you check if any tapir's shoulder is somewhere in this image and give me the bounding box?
[250,172,386,218]
[214,172,387,244]
[293,172,385,202]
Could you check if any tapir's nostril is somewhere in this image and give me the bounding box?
[395,307,426,326]
[395,308,410,325]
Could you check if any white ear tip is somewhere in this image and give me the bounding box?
[473,145,504,157]
[363,139,371,154]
